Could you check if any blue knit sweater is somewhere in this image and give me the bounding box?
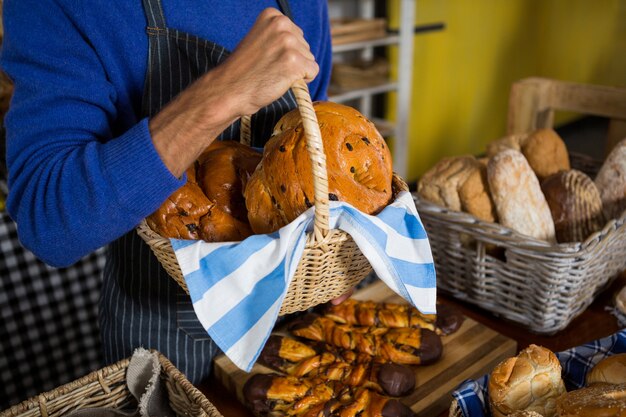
[1,0,332,267]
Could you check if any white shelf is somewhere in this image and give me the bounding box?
[329,82,398,103]
[331,34,400,53]
[328,0,415,178]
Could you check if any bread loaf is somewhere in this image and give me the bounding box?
[488,345,566,417]
[147,140,262,242]
[488,150,556,242]
[586,353,626,385]
[244,102,393,235]
[417,156,481,211]
[595,137,626,220]
[459,162,498,222]
[556,383,626,417]
[540,170,605,243]
[521,129,570,181]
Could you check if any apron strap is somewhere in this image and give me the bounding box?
[277,0,294,21]
[142,0,167,29]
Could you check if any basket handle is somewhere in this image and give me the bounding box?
[239,80,330,241]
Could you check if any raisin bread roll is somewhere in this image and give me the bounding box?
[521,129,570,181]
[540,170,605,243]
[488,345,566,417]
[147,140,261,242]
[245,102,393,234]
[594,137,626,221]
[488,149,556,242]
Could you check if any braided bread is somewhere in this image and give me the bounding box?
[243,373,414,417]
[322,299,464,335]
[288,314,442,366]
[260,335,415,397]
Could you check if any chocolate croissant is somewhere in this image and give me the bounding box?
[288,315,443,366]
[322,299,465,335]
[260,335,415,397]
[243,373,414,417]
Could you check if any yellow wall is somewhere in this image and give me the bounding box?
[387,0,626,182]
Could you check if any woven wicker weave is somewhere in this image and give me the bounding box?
[0,352,222,417]
[415,153,626,335]
[448,400,462,417]
[136,79,408,316]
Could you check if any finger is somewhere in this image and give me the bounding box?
[330,288,355,305]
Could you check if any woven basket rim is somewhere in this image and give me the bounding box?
[0,351,222,417]
[414,194,626,255]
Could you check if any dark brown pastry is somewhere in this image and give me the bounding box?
[243,373,415,417]
[147,140,261,242]
[540,170,605,243]
[322,299,464,335]
[259,335,416,397]
[244,101,393,235]
[288,314,443,366]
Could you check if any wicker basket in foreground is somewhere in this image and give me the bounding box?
[0,352,222,417]
[415,153,626,335]
[137,79,408,316]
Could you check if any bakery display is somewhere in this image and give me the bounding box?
[488,344,566,417]
[586,353,626,385]
[540,170,605,243]
[245,101,393,234]
[147,140,261,242]
[594,137,626,221]
[288,314,443,366]
[488,149,556,243]
[556,383,626,417]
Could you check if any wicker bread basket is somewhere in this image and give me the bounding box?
[0,352,222,417]
[416,152,626,335]
[137,80,408,316]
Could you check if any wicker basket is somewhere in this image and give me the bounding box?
[0,352,222,417]
[137,80,408,316]
[415,152,626,335]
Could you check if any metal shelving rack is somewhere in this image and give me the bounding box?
[328,0,415,178]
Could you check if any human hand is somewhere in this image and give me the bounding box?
[219,7,320,116]
[330,287,355,305]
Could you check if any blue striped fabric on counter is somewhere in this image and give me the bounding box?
[170,191,436,372]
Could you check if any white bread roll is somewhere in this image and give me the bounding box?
[488,344,566,417]
[487,150,556,243]
[586,353,626,385]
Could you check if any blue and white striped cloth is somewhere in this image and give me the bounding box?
[170,191,436,372]
[451,329,626,417]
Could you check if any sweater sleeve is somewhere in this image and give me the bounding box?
[1,0,185,267]
[305,0,332,101]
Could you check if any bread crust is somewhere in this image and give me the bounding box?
[488,345,565,417]
[487,150,556,242]
[417,156,481,211]
[595,138,626,221]
[245,102,393,235]
[556,383,626,417]
[586,353,626,386]
[521,129,570,181]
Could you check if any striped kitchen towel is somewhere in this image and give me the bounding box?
[170,191,436,372]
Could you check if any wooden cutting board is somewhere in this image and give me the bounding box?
[213,280,517,417]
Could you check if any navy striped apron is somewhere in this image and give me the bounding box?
[99,0,297,384]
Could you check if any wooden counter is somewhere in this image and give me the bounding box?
[197,272,626,417]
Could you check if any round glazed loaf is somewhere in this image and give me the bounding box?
[147,140,262,242]
[540,170,605,243]
[586,353,626,385]
[521,129,570,181]
[487,150,556,242]
[556,383,626,417]
[488,344,566,417]
[595,137,626,221]
[244,101,393,234]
